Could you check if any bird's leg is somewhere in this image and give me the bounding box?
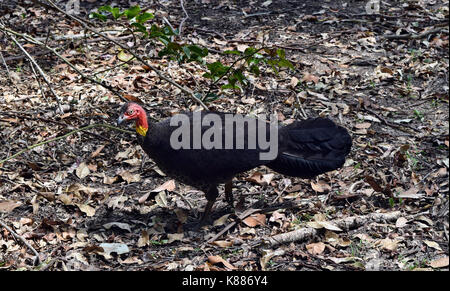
[198,186,219,226]
[225,179,233,208]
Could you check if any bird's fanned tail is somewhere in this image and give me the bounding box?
[267,118,352,178]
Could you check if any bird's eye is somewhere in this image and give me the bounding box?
[127,109,134,115]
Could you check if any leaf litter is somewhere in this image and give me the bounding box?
[0,0,448,271]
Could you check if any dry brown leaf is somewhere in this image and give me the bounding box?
[75,162,90,179]
[306,242,326,255]
[380,67,394,75]
[284,96,295,106]
[290,76,299,88]
[213,214,231,226]
[167,233,184,244]
[151,180,176,193]
[311,181,331,193]
[307,220,343,232]
[76,204,95,217]
[213,38,227,46]
[302,72,319,84]
[0,201,22,213]
[355,122,372,129]
[379,238,398,251]
[213,240,233,248]
[137,230,149,247]
[90,144,105,158]
[429,256,449,269]
[395,217,408,228]
[174,208,188,223]
[120,171,141,183]
[424,240,442,251]
[155,191,168,207]
[208,255,236,270]
[103,175,118,185]
[242,213,266,227]
[58,194,73,205]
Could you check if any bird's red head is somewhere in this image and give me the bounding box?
[117,102,148,136]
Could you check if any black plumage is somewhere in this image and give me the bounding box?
[118,103,352,224]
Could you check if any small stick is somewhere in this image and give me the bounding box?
[42,0,209,110]
[179,0,189,37]
[207,208,261,244]
[0,124,134,165]
[0,25,126,102]
[5,30,64,114]
[383,27,448,40]
[0,51,19,92]
[29,60,50,103]
[0,219,41,266]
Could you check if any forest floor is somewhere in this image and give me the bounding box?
[0,0,448,271]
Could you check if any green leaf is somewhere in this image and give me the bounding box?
[202,93,219,102]
[244,47,258,56]
[98,5,113,13]
[278,59,294,69]
[131,23,148,36]
[207,61,229,77]
[224,50,241,55]
[276,48,286,59]
[232,70,247,86]
[221,83,242,91]
[267,59,279,75]
[136,12,154,23]
[188,45,208,57]
[98,5,122,19]
[124,6,141,19]
[89,12,107,21]
[182,46,191,59]
[249,65,260,76]
[167,42,182,51]
[111,7,122,19]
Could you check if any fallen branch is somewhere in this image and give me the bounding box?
[383,27,448,40]
[265,211,401,246]
[0,219,41,266]
[207,202,307,243]
[0,124,134,165]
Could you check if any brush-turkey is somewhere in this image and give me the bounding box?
[117,102,352,225]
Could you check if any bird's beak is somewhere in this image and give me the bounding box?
[117,114,127,125]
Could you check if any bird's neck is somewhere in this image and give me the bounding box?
[136,111,148,137]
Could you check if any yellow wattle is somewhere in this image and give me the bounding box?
[136,124,148,136]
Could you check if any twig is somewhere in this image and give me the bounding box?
[43,0,208,110]
[0,219,41,266]
[0,51,19,92]
[0,124,134,165]
[29,60,49,103]
[179,0,189,37]
[383,27,448,40]
[3,27,64,114]
[207,208,261,244]
[361,105,416,134]
[0,25,126,102]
